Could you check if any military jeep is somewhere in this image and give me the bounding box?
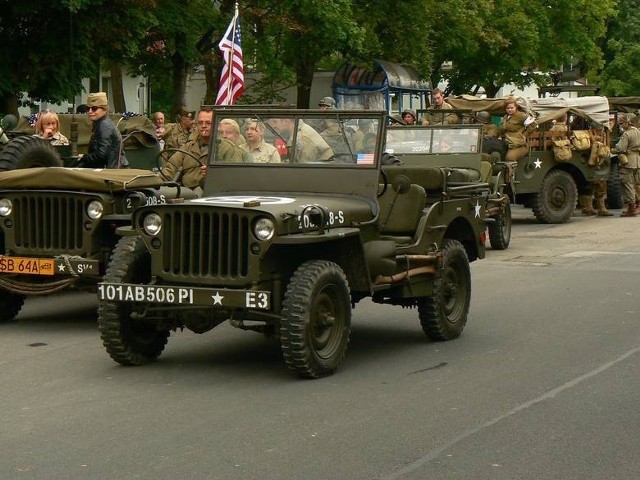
[385,124,511,249]
[448,96,612,224]
[0,168,197,321]
[97,108,489,378]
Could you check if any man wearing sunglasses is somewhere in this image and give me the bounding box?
[77,92,128,169]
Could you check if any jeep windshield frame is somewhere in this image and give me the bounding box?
[203,107,387,199]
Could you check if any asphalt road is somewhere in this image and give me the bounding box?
[2,205,640,480]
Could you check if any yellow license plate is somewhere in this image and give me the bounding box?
[0,256,55,276]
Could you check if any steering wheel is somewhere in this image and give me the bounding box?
[156,148,207,182]
[377,168,388,198]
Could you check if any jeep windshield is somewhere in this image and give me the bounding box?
[210,108,384,167]
[205,108,387,198]
[385,126,481,155]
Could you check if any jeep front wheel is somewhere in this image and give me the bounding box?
[488,196,511,250]
[418,239,471,340]
[98,236,170,365]
[0,292,25,323]
[280,260,351,378]
[532,170,577,224]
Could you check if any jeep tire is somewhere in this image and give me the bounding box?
[0,292,25,322]
[606,159,623,209]
[280,260,351,378]
[418,239,471,340]
[98,236,170,365]
[488,196,512,250]
[0,136,63,171]
[532,170,577,224]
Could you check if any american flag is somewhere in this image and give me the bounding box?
[215,7,244,106]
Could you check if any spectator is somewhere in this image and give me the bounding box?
[152,111,166,149]
[78,92,128,169]
[34,110,69,146]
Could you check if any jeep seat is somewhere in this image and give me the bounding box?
[377,182,427,244]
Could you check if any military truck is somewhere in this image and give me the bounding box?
[385,123,511,249]
[0,167,198,322]
[448,96,612,224]
[96,108,489,378]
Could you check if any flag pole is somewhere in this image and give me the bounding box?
[225,3,239,105]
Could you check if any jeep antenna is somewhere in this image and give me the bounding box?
[69,4,79,158]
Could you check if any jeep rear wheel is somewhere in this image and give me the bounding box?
[280,260,351,378]
[418,239,471,340]
[607,159,623,209]
[0,292,25,323]
[488,196,511,250]
[98,236,169,365]
[532,170,577,224]
[0,136,63,171]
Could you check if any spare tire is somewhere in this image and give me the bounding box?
[0,136,63,171]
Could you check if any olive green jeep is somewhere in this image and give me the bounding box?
[448,96,613,224]
[385,124,511,249]
[0,167,197,321]
[97,108,489,378]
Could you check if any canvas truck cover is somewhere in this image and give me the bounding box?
[0,167,164,192]
[448,95,611,128]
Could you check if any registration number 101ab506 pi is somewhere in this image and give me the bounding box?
[97,283,271,310]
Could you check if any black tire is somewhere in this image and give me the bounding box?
[488,196,512,250]
[606,159,623,209]
[0,136,63,171]
[280,260,351,378]
[418,239,471,341]
[98,236,169,366]
[532,170,577,224]
[0,292,25,323]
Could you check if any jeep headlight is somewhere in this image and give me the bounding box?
[0,198,12,217]
[86,200,103,220]
[253,217,274,241]
[143,213,162,236]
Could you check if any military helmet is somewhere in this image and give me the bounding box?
[476,111,491,123]
[402,108,416,120]
[318,96,336,108]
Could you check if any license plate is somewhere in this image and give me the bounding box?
[0,256,55,275]
[98,283,271,310]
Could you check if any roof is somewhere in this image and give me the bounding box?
[448,95,611,128]
[333,60,431,92]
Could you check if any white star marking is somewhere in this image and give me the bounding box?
[534,159,542,169]
[474,201,482,218]
[57,264,66,272]
[211,292,224,305]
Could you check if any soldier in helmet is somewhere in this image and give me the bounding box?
[476,111,500,138]
[401,108,417,125]
[318,96,337,110]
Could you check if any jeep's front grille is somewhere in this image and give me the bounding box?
[13,194,85,251]
[161,210,250,279]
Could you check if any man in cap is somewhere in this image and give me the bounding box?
[318,97,337,110]
[164,108,195,150]
[78,92,127,169]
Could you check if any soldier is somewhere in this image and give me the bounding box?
[500,97,536,162]
[164,108,195,150]
[78,92,128,169]
[159,108,211,190]
[476,111,501,139]
[613,113,640,216]
[401,108,418,125]
[268,117,333,162]
[318,97,337,110]
[422,88,460,125]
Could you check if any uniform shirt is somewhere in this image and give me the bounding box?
[501,111,535,148]
[424,102,460,125]
[616,126,640,169]
[292,121,333,162]
[481,123,501,139]
[241,139,281,163]
[164,124,192,150]
[160,137,208,188]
